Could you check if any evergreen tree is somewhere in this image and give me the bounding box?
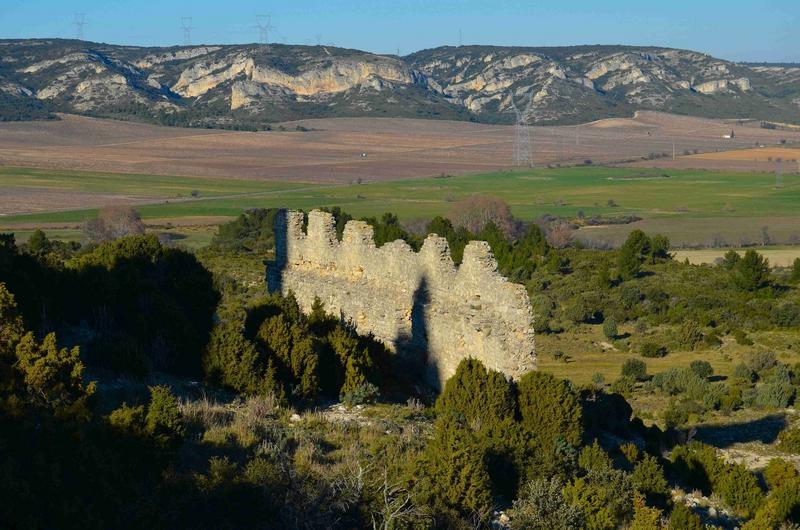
[791,257,800,282]
[436,358,515,432]
[517,370,583,451]
[732,249,770,291]
[415,414,494,521]
[618,245,641,280]
[145,385,185,449]
[602,317,618,340]
[14,331,95,418]
[650,234,671,261]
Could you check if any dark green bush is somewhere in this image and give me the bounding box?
[603,317,618,340]
[611,376,636,396]
[641,342,668,358]
[778,425,800,454]
[621,358,647,381]
[689,360,714,380]
[668,503,702,529]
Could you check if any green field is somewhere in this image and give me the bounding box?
[0,167,308,198]
[3,165,800,247]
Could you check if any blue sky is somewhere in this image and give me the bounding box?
[2,0,798,62]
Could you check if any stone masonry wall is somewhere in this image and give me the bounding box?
[267,209,535,387]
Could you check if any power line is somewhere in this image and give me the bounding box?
[73,13,86,41]
[255,14,274,51]
[180,17,193,46]
[508,91,535,168]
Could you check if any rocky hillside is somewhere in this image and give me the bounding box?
[1,39,799,127]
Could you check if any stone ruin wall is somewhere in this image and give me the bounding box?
[267,210,535,387]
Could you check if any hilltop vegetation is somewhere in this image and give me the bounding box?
[2,205,800,528]
[2,39,799,127]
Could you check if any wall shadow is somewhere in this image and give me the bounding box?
[692,413,787,448]
[266,209,288,294]
[395,276,440,392]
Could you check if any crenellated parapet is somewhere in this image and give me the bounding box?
[268,209,535,387]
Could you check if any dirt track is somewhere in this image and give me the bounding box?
[1,112,799,184]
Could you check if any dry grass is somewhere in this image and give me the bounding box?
[674,248,800,267]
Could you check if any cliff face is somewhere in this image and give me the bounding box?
[1,39,798,126]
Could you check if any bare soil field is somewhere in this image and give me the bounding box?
[0,187,159,216]
[1,112,799,185]
[626,145,800,173]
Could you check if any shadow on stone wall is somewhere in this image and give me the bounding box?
[396,276,441,390]
[266,209,288,294]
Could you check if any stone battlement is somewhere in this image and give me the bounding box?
[268,209,535,387]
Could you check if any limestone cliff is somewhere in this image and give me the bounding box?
[1,39,798,126]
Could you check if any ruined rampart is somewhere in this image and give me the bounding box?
[267,210,535,387]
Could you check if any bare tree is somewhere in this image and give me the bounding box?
[370,467,429,530]
[546,221,574,249]
[448,195,515,236]
[84,205,145,243]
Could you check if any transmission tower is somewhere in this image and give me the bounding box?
[73,13,86,41]
[508,91,535,167]
[180,17,193,46]
[255,15,274,51]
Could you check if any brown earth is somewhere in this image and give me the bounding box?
[0,187,160,216]
[1,112,800,184]
[658,146,800,173]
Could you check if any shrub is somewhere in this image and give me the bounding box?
[629,498,662,530]
[579,441,613,473]
[778,425,800,454]
[792,258,800,282]
[772,302,800,328]
[619,443,641,467]
[722,250,741,270]
[611,376,636,396]
[436,358,515,431]
[747,351,777,375]
[732,363,756,383]
[631,455,669,506]
[340,382,379,407]
[702,329,722,348]
[754,378,794,409]
[591,372,605,388]
[145,385,185,448]
[563,469,635,530]
[517,370,583,450]
[764,458,799,490]
[671,442,763,518]
[621,358,647,381]
[602,318,618,340]
[650,368,708,399]
[415,415,494,521]
[688,360,713,380]
[641,341,667,358]
[508,478,584,530]
[734,329,754,346]
[679,321,703,350]
[662,400,690,429]
[668,503,702,530]
[715,462,764,518]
